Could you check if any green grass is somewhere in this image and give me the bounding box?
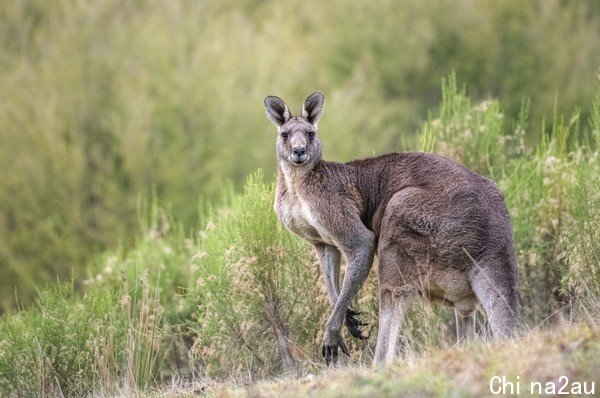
[0,283,129,396]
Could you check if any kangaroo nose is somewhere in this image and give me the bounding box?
[292,146,306,157]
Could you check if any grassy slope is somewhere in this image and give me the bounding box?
[160,324,599,397]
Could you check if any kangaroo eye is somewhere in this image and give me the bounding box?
[308,131,315,140]
[281,132,288,140]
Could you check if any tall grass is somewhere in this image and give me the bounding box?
[0,283,126,396]
[563,97,600,315]
[0,278,167,396]
[422,77,600,327]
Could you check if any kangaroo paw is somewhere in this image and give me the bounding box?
[345,308,369,340]
[322,329,349,366]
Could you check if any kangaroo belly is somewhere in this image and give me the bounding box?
[426,268,476,304]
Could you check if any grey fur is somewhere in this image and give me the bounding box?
[264,92,522,366]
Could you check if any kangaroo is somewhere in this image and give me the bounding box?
[264,92,521,366]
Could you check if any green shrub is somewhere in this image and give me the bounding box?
[563,96,600,309]
[0,283,127,396]
[420,74,512,175]
[0,279,167,397]
[421,76,600,324]
[189,172,328,379]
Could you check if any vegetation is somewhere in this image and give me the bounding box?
[1,0,600,396]
[204,325,600,398]
[1,0,600,312]
[2,75,600,396]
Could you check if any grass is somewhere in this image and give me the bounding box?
[0,278,166,396]
[137,323,600,397]
[0,283,128,396]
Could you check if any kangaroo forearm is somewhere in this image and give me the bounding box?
[327,262,373,331]
[315,244,341,308]
[324,276,339,307]
[326,239,375,331]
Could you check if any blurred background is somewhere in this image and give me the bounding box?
[1,0,599,313]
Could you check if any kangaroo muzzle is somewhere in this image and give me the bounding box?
[291,146,308,164]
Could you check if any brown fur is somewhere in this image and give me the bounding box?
[264,92,521,366]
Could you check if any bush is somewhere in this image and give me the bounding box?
[189,172,328,379]
[0,284,127,396]
[0,279,167,397]
[563,96,600,309]
[422,76,600,324]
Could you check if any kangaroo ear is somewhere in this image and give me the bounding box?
[264,96,291,128]
[302,91,325,125]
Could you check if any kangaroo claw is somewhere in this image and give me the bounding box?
[322,330,349,366]
[345,308,369,340]
[347,308,362,316]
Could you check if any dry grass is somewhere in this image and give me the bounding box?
[162,323,598,398]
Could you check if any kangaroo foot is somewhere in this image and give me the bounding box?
[345,308,369,340]
[322,329,348,366]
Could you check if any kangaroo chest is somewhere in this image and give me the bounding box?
[275,187,334,245]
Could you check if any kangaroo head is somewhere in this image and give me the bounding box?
[264,92,325,168]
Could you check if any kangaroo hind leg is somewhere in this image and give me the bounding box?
[373,246,418,366]
[468,256,522,339]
